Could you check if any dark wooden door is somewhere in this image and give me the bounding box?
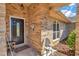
[11,17,24,45]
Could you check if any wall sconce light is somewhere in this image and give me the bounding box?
[49,6,52,10]
[31,23,35,32]
[20,4,24,10]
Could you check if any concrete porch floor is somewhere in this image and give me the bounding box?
[8,47,39,56]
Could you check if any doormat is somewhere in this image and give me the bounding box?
[14,45,30,53]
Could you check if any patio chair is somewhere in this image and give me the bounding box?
[41,38,56,56]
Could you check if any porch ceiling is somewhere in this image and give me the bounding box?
[28,3,70,8]
[25,3,71,23]
[6,3,71,23]
[11,3,70,12]
[48,3,70,8]
[6,3,30,14]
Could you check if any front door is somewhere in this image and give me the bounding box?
[10,17,24,45]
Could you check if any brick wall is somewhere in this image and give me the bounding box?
[75,22,79,55]
[0,4,7,56]
[75,3,79,55]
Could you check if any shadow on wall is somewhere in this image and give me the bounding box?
[60,30,68,41]
[60,23,75,41]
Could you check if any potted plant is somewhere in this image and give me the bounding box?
[66,30,76,56]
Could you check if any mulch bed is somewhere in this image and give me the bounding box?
[54,41,75,56]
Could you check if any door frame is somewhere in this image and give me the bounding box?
[10,16,26,48]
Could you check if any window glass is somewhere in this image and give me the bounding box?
[57,31,60,38]
[53,21,60,39]
[53,24,56,31]
[57,23,59,31]
[53,32,56,39]
[16,22,20,37]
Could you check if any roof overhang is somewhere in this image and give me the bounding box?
[48,3,71,23]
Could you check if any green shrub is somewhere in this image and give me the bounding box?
[66,30,76,50]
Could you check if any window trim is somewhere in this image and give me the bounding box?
[53,20,60,40]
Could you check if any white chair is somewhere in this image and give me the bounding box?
[41,38,56,56]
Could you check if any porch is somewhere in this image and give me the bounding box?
[0,3,74,56]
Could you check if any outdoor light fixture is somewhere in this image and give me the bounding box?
[20,4,24,10]
[49,6,52,10]
[31,23,35,32]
